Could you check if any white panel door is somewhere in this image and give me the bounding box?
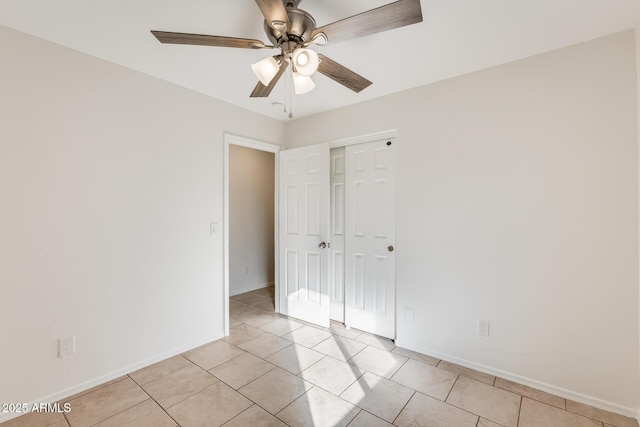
[345,139,396,338]
[329,147,346,322]
[278,143,331,327]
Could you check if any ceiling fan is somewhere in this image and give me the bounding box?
[151,0,423,97]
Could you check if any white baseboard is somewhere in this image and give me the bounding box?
[394,339,639,421]
[0,336,223,424]
[229,282,274,296]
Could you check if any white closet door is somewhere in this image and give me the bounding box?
[345,139,396,339]
[278,143,331,327]
[329,147,346,322]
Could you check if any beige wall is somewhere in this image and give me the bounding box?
[2,23,639,420]
[636,28,640,420]
[0,25,284,418]
[286,31,639,415]
[229,145,274,295]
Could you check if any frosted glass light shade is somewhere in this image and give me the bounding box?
[292,48,319,76]
[251,56,280,86]
[293,72,315,94]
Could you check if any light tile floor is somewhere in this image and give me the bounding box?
[3,286,639,427]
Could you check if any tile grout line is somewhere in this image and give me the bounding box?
[66,360,193,426]
[183,307,292,426]
[272,384,316,424]
[428,375,489,426]
[63,377,149,427]
[150,362,222,417]
[229,325,321,416]
[524,397,631,427]
[295,355,328,380]
[81,378,180,427]
[238,297,419,425]
[443,374,460,403]
[162,368,223,422]
[61,376,129,405]
[391,390,416,425]
[62,405,71,427]
[343,409,364,427]
[389,356,410,380]
[235,307,384,425]
[304,353,368,397]
[133,383,182,427]
[516,394,523,427]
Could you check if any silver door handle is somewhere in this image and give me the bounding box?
[319,242,328,249]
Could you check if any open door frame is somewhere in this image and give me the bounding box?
[223,133,282,336]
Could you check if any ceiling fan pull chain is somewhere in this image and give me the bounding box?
[288,63,294,119]
[283,62,288,115]
[287,65,293,119]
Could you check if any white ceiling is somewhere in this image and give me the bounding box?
[1,0,639,121]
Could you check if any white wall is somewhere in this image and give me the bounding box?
[636,27,640,421]
[0,25,284,420]
[229,145,275,295]
[1,22,638,420]
[286,31,639,415]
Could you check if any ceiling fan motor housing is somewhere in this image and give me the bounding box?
[284,0,302,8]
[264,5,316,50]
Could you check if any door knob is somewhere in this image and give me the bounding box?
[388,245,395,252]
[319,242,328,249]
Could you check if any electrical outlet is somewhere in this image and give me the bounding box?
[477,320,490,337]
[59,336,75,358]
[405,308,414,322]
[242,266,249,275]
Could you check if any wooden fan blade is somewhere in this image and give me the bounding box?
[317,55,372,93]
[255,0,291,31]
[311,0,422,44]
[151,31,269,49]
[250,60,289,97]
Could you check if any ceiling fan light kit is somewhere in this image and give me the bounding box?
[251,55,282,86]
[292,72,316,94]
[151,0,423,98]
[251,56,280,86]
[292,48,319,76]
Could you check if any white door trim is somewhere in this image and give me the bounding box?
[223,133,282,336]
[328,129,398,149]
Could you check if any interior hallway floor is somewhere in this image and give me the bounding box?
[3,286,638,427]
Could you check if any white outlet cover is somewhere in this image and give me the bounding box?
[405,308,415,322]
[59,336,75,358]
[477,320,490,337]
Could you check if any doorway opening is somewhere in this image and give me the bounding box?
[223,134,281,336]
